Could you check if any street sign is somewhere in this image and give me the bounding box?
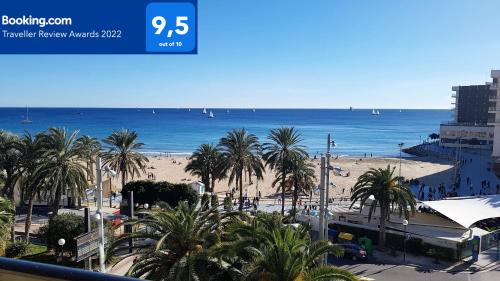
[74,231,106,262]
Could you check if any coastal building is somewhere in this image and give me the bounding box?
[488,70,500,176]
[297,195,500,261]
[440,84,494,149]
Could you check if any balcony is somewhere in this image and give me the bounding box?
[0,257,139,281]
[487,119,500,125]
[490,83,499,90]
[488,107,500,113]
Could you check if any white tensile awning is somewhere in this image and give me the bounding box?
[422,195,500,229]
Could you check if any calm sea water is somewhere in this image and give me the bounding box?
[0,108,451,157]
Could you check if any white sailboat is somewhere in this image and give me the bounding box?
[152,109,156,114]
[208,111,214,118]
[202,108,207,114]
[21,105,32,124]
[376,110,380,115]
[252,109,256,112]
[371,109,376,115]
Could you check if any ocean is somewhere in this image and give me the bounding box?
[0,108,451,157]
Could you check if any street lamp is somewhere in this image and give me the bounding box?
[58,238,66,264]
[104,166,116,208]
[95,157,116,273]
[144,203,149,209]
[402,219,409,262]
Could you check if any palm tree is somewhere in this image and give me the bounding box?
[36,128,89,215]
[0,196,14,255]
[218,129,264,211]
[108,201,239,280]
[0,130,20,241]
[101,129,148,191]
[350,165,416,251]
[185,144,224,192]
[263,127,308,215]
[14,132,44,241]
[75,135,102,184]
[0,131,20,200]
[275,156,316,217]
[217,213,358,281]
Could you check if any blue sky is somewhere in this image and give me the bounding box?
[1,0,499,109]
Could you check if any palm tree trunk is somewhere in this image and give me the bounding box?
[239,172,243,212]
[378,206,387,251]
[211,176,215,193]
[121,171,126,192]
[292,182,298,220]
[281,170,286,216]
[6,172,16,242]
[204,173,211,193]
[52,188,62,216]
[24,194,34,242]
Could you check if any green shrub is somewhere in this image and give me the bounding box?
[5,241,29,258]
[121,180,198,208]
[223,197,232,211]
[210,194,218,208]
[201,193,210,206]
[38,213,93,256]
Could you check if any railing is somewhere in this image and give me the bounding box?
[0,257,139,281]
[480,229,500,252]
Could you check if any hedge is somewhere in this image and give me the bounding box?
[5,241,30,258]
[329,222,459,261]
[38,213,96,256]
[121,180,198,208]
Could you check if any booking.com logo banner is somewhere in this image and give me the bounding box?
[0,0,197,54]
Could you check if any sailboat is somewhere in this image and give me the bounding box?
[202,108,207,114]
[208,111,214,118]
[371,109,377,115]
[349,106,353,111]
[152,109,156,114]
[376,110,380,115]
[21,106,32,124]
[252,109,256,112]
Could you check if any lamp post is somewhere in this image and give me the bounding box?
[58,238,65,264]
[398,143,404,186]
[95,157,116,273]
[402,219,409,262]
[325,134,336,241]
[318,156,326,265]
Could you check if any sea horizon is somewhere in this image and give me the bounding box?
[0,108,452,157]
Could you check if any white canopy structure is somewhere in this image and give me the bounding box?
[422,195,500,229]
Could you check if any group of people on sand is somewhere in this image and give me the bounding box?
[147,172,156,180]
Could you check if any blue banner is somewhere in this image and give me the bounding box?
[0,0,197,54]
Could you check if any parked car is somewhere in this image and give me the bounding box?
[335,243,367,261]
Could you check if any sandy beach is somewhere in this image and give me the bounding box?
[109,155,454,200]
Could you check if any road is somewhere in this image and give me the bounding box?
[331,260,499,281]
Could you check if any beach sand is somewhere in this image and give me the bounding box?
[109,155,454,199]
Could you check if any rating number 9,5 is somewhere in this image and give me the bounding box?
[152,16,189,38]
